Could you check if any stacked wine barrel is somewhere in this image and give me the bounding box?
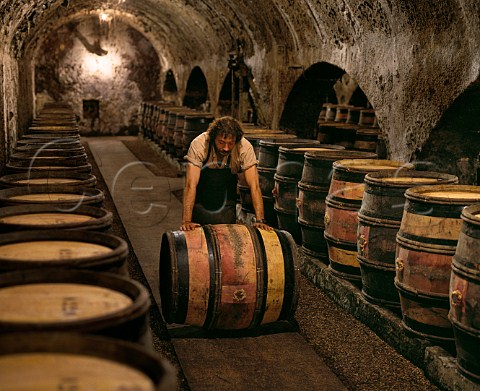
[0,102,175,390]
[139,101,214,161]
[316,103,385,157]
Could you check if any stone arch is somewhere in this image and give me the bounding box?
[414,79,480,184]
[183,66,208,110]
[349,85,370,108]
[218,69,238,117]
[163,69,178,102]
[279,62,345,138]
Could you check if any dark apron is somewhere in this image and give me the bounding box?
[192,151,238,225]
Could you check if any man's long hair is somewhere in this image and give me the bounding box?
[207,116,244,143]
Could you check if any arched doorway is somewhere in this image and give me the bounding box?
[183,66,208,110]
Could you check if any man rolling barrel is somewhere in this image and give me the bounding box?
[180,116,272,231]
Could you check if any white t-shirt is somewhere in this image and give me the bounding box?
[184,132,258,174]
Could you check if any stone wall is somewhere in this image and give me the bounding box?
[34,16,162,136]
[0,0,479,181]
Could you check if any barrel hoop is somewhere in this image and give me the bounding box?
[257,166,277,174]
[326,192,363,208]
[276,230,298,321]
[461,220,480,239]
[402,317,454,341]
[357,255,396,272]
[273,205,296,215]
[297,181,329,193]
[405,201,466,218]
[202,225,219,330]
[172,231,189,324]
[273,174,299,184]
[324,232,357,248]
[245,226,267,328]
[325,196,361,210]
[298,217,325,230]
[394,279,449,305]
[451,260,480,282]
[357,212,400,229]
[332,169,368,183]
[449,314,480,337]
[396,231,458,250]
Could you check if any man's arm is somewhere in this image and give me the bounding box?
[181,163,202,231]
[243,164,273,231]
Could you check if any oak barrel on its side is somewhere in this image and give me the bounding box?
[395,185,480,344]
[324,159,413,282]
[0,204,112,232]
[0,332,175,391]
[357,171,458,309]
[449,204,480,383]
[0,229,128,275]
[0,185,104,208]
[0,269,151,346]
[159,224,299,330]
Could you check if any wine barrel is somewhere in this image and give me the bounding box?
[16,138,81,150]
[324,104,339,122]
[0,332,175,391]
[353,128,381,152]
[273,146,346,243]
[172,110,196,158]
[14,141,84,153]
[19,133,80,141]
[358,109,376,127]
[346,107,364,124]
[257,139,323,227]
[324,159,413,282]
[450,204,480,383]
[0,229,128,275]
[0,186,104,208]
[182,113,214,155]
[8,151,88,166]
[330,124,359,149]
[395,185,480,344]
[5,160,92,175]
[0,204,112,232]
[297,150,378,260]
[160,224,299,330]
[165,108,190,156]
[0,172,97,189]
[258,139,321,170]
[357,171,458,309]
[334,105,352,123]
[0,269,151,346]
[28,124,79,132]
[244,133,297,157]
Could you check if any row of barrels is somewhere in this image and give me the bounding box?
[239,137,480,384]
[330,160,480,384]
[316,103,386,157]
[140,101,214,160]
[0,102,174,390]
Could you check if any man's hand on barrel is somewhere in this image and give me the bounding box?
[253,218,274,231]
[180,221,201,231]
